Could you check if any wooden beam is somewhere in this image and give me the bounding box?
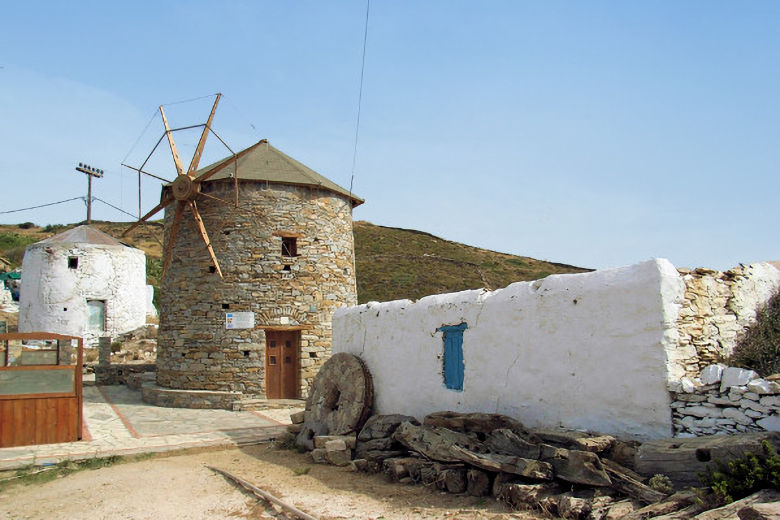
[122,196,173,237]
[161,201,185,279]
[187,93,221,177]
[255,325,313,331]
[159,105,184,176]
[206,465,319,520]
[189,200,222,277]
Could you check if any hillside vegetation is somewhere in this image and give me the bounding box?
[0,220,588,304]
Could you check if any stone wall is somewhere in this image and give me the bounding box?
[334,259,684,441]
[675,264,780,376]
[671,364,780,437]
[156,181,357,398]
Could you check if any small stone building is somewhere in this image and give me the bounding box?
[154,139,362,405]
[18,226,152,346]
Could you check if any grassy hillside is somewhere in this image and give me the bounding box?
[0,220,589,304]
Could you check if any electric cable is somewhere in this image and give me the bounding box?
[0,197,84,215]
[349,0,371,196]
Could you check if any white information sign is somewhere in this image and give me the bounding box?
[225,312,255,330]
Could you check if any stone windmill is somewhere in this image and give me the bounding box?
[124,95,363,408]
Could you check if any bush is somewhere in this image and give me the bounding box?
[699,440,780,505]
[17,222,35,229]
[730,290,780,375]
[43,224,66,233]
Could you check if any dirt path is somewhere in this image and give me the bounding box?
[0,445,542,520]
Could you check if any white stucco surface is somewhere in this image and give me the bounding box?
[333,259,687,440]
[19,240,148,345]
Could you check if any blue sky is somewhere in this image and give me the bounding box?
[1,1,778,271]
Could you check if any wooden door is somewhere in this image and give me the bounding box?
[265,330,299,399]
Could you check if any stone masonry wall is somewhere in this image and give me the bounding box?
[671,364,780,437]
[674,263,780,377]
[156,181,357,397]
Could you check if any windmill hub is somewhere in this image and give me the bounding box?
[171,175,200,201]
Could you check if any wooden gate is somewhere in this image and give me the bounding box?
[0,333,83,448]
[265,330,299,399]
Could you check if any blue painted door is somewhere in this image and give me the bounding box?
[436,323,467,391]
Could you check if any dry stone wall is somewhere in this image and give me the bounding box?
[671,364,780,437]
[675,264,780,376]
[156,181,357,397]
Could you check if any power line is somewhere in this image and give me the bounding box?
[161,93,220,107]
[91,197,138,220]
[350,0,371,195]
[0,196,84,215]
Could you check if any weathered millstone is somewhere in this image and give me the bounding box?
[423,411,540,441]
[392,422,483,462]
[296,353,373,450]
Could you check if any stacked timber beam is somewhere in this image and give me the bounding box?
[287,353,780,519]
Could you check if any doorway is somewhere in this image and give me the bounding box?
[264,330,299,399]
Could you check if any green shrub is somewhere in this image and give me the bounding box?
[699,440,780,505]
[43,224,66,233]
[17,222,35,229]
[730,290,780,375]
[0,232,37,250]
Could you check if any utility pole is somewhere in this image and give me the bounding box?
[75,163,104,224]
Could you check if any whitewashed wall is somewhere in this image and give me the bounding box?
[334,259,687,440]
[19,244,148,345]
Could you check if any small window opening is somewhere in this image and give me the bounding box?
[243,350,250,358]
[282,237,297,257]
[222,303,230,309]
[282,265,291,272]
[208,266,216,273]
[68,256,78,269]
[309,352,317,358]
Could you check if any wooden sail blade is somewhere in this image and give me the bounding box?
[186,93,222,178]
[188,200,223,278]
[161,201,186,278]
[122,196,174,237]
[159,105,185,176]
[193,140,255,184]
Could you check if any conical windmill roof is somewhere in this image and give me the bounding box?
[196,140,364,207]
[35,225,132,248]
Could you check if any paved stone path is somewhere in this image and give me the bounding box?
[0,384,304,470]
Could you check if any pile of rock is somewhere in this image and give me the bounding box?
[671,364,780,437]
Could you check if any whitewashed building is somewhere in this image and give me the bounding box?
[333,259,780,441]
[18,225,154,345]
